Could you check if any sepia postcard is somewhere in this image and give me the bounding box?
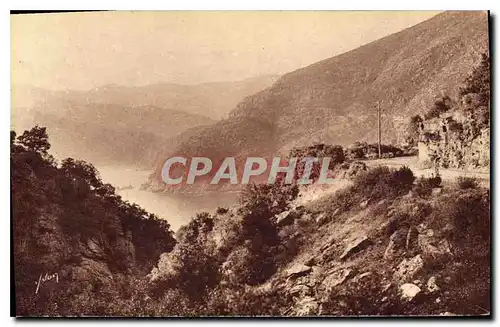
[10,10,491,317]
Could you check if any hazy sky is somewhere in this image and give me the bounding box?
[11,11,440,90]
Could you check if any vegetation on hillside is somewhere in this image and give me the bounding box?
[406,51,490,169]
[87,163,489,316]
[12,12,490,317]
[12,126,176,315]
[12,126,490,316]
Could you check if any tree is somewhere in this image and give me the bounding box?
[290,144,345,181]
[424,96,452,120]
[404,115,424,147]
[17,125,51,155]
[460,52,490,107]
[324,145,346,167]
[459,52,490,129]
[347,142,367,159]
[60,158,103,189]
[11,130,25,154]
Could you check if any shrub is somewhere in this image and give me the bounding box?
[203,284,288,316]
[321,272,403,316]
[422,131,441,142]
[216,206,229,215]
[346,142,405,160]
[429,189,490,246]
[290,144,345,182]
[429,175,442,188]
[347,142,367,159]
[16,125,51,156]
[330,185,359,212]
[335,161,368,180]
[151,240,220,301]
[219,181,300,286]
[352,166,415,201]
[224,243,278,286]
[238,181,298,247]
[456,176,479,189]
[177,212,214,244]
[447,119,464,134]
[414,175,441,197]
[459,53,490,108]
[424,96,452,120]
[324,144,346,166]
[239,181,298,218]
[425,189,490,314]
[390,165,416,188]
[451,192,490,242]
[354,166,391,188]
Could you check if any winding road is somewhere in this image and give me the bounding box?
[365,156,490,188]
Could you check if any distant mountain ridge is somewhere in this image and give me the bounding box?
[11,75,279,166]
[149,11,489,186]
[12,74,280,120]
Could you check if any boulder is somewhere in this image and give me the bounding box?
[86,238,106,259]
[353,271,372,283]
[412,279,423,288]
[427,276,440,293]
[316,208,340,225]
[288,284,312,297]
[301,213,314,223]
[315,213,328,224]
[320,235,336,252]
[276,210,297,227]
[295,205,305,211]
[303,256,318,266]
[417,228,452,260]
[307,266,325,287]
[384,229,407,260]
[393,255,424,282]
[432,188,442,195]
[400,283,421,301]
[294,296,319,316]
[286,263,312,279]
[322,268,352,290]
[405,226,418,250]
[72,258,114,287]
[340,236,371,260]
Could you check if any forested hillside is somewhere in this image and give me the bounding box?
[12,127,176,315]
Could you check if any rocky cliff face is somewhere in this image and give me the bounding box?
[416,52,490,172]
[12,127,176,316]
[418,114,490,171]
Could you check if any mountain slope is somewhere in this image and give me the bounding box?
[12,75,279,166]
[31,103,213,167]
[142,165,489,316]
[82,74,281,120]
[150,11,489,184]
[11,127,176,315]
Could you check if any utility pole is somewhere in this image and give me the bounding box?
[377,101,381,158]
